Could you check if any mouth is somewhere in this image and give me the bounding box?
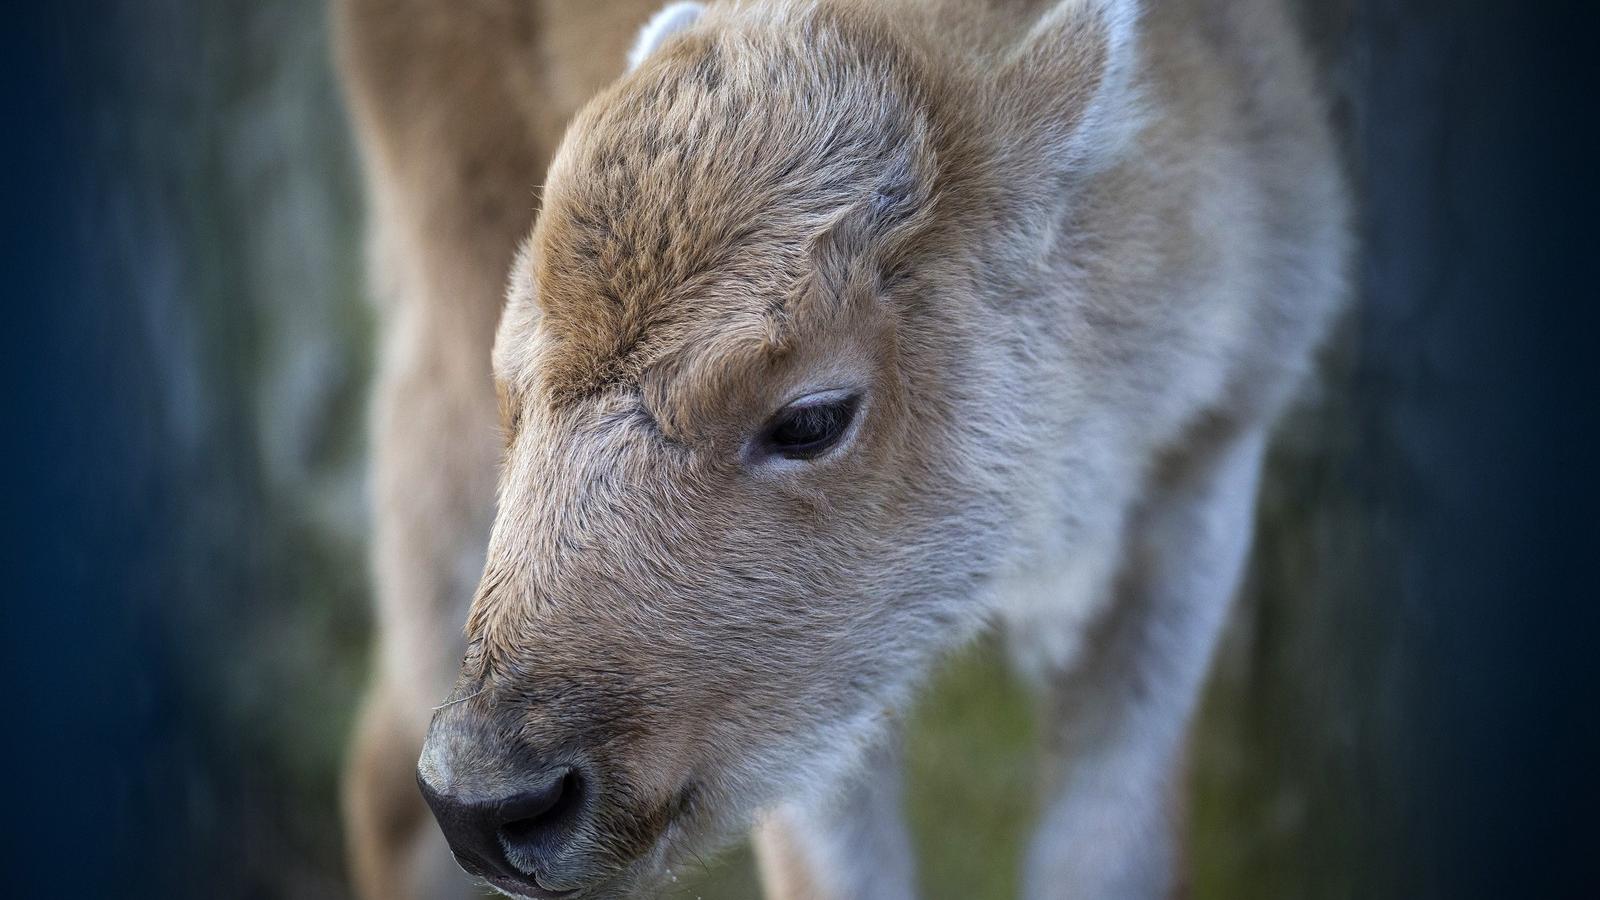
[482,872,578,899]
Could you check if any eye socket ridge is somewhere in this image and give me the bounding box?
[757,390,863,461]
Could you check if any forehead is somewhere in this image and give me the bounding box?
[508,9,929,405]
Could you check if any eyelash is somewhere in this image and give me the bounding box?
[757,393,862,461]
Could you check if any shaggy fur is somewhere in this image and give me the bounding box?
[338,0,1348,897]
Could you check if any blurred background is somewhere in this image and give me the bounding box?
[3,1,1594,898]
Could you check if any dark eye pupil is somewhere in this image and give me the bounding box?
[765,396,859,459]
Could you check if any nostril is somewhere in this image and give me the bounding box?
[497,769,587,866]
[497,767,572,822]
[419,765,591,882]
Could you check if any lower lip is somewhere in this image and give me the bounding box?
[486,874,578,899]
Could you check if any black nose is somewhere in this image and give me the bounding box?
[418,767,588,881]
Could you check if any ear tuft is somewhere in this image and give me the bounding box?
[628,2,706,70]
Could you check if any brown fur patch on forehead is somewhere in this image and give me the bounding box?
[525,2,941,404]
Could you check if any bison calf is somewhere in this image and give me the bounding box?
[339,0,1348,897]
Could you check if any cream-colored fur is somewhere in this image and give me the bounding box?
[338,0,1349,897]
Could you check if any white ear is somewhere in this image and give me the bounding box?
[628,2,706,70]
[1007,0,1144,171]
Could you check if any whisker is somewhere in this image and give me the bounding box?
[432,686,487,711]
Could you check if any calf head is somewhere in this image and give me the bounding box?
[416,2,1137,896]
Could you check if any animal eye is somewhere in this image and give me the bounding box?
[760,394,861,461]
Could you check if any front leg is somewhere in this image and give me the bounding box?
[1023,425,1270,899]
[752,734,918,900]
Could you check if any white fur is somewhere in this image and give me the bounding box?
[998,530,1124,685]
[627,2,706,70]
